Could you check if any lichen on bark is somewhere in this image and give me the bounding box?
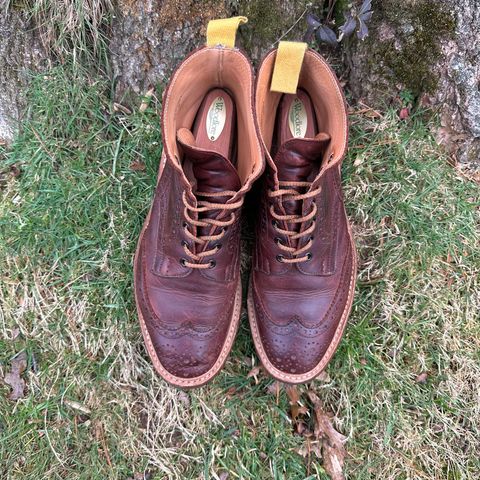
[347,0,455,98]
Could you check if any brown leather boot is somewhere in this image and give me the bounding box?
[248,43,357,384]
[134,17,263,388]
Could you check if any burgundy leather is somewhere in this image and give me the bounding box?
[135,154,241,379]
[252,165,354,373]
[134,46,263,386]
[250,52,356,381]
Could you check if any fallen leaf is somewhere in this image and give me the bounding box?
[139,87,155,113]
[64,399,91,415]
[247,366,262,384]
[399,107,410,119]
[127,472,154,480]
[10,164,21,178]
[113,102,132,115]
[130,160,146,171]
[307,391,347,480]
[178,390,190,407]
[296,420,308,435]
[315,371,331,383]
[296,439,322,459]
[218,472,229,480]
[285,385,300,405]
[93,421,112,467]
[225,386,237,399]
[353,156,364,167]
[291,404,309,421]
[266,381,281,396]
[11,327,20,340]
[4,351,27,400]
[415,372,428,384]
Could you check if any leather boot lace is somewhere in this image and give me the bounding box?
[181,190,243,269]
[268,180,320,264]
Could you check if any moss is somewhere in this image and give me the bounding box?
[235,0,313,54]
[365,0,455,95]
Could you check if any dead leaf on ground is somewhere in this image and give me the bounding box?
[285,385,300,405]
[247,365,262,384]
[224,386,238,400]
[93,421,112,467]
[399,107,410,119]
[130,160,146,171]
[307,390,347,480]
[218,472,229,480]
[139,87,155,113]
[4,351,28,400]
[127,472,154,480]
[315,371,332,383]
[266,381,282,404]
[296,439,322,459]
[10,164,21,178]
[11,327,20,340]
[177,390,190,407]
[415,372,428,384]
[113,102,132,115]
[64,399,91,415]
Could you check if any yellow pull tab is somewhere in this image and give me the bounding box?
[206,16,248,48]
[270,41,308,94]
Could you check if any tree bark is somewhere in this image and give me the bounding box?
[1,1,479,170]
[343,0,480,169]
[0,6,47,143]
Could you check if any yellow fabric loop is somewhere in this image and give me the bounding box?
[206,16,248,48]
[270,41,308,94]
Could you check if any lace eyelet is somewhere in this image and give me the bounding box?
[181,240,188,247]
[179,258,187,267]
[272,220,278,228]
[306,252,313,261]
[276,254,284,263]
[214,243,222,250]
[274,237,282,245]
[208,260,216,269]
[309,235,314,242]
[182,221,188,228]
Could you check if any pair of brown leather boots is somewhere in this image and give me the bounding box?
[134,17,357,388]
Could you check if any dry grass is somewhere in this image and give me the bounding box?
[0,66,479,479]
[20,0,114,63]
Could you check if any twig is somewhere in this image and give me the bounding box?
[31,127,56,162]
[272,8,308,46]
[326,0,338,23]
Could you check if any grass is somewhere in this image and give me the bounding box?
[12,1,113,65]
[0,65,479,480]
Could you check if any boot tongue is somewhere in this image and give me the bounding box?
[177,128,241,240]
[177,128,241,193]
[274,132,331,183]
[274,133,331,217]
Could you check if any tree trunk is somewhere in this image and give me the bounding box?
[0,6,47,143]
[343,0,480,169]
[1,0,479,170]
[109,0,313,101]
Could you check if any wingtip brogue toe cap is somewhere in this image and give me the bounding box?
[146,324,226,379]
[252,290,338,375]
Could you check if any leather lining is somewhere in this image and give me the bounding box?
[256,49,348,166]
[162,47,262,186]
